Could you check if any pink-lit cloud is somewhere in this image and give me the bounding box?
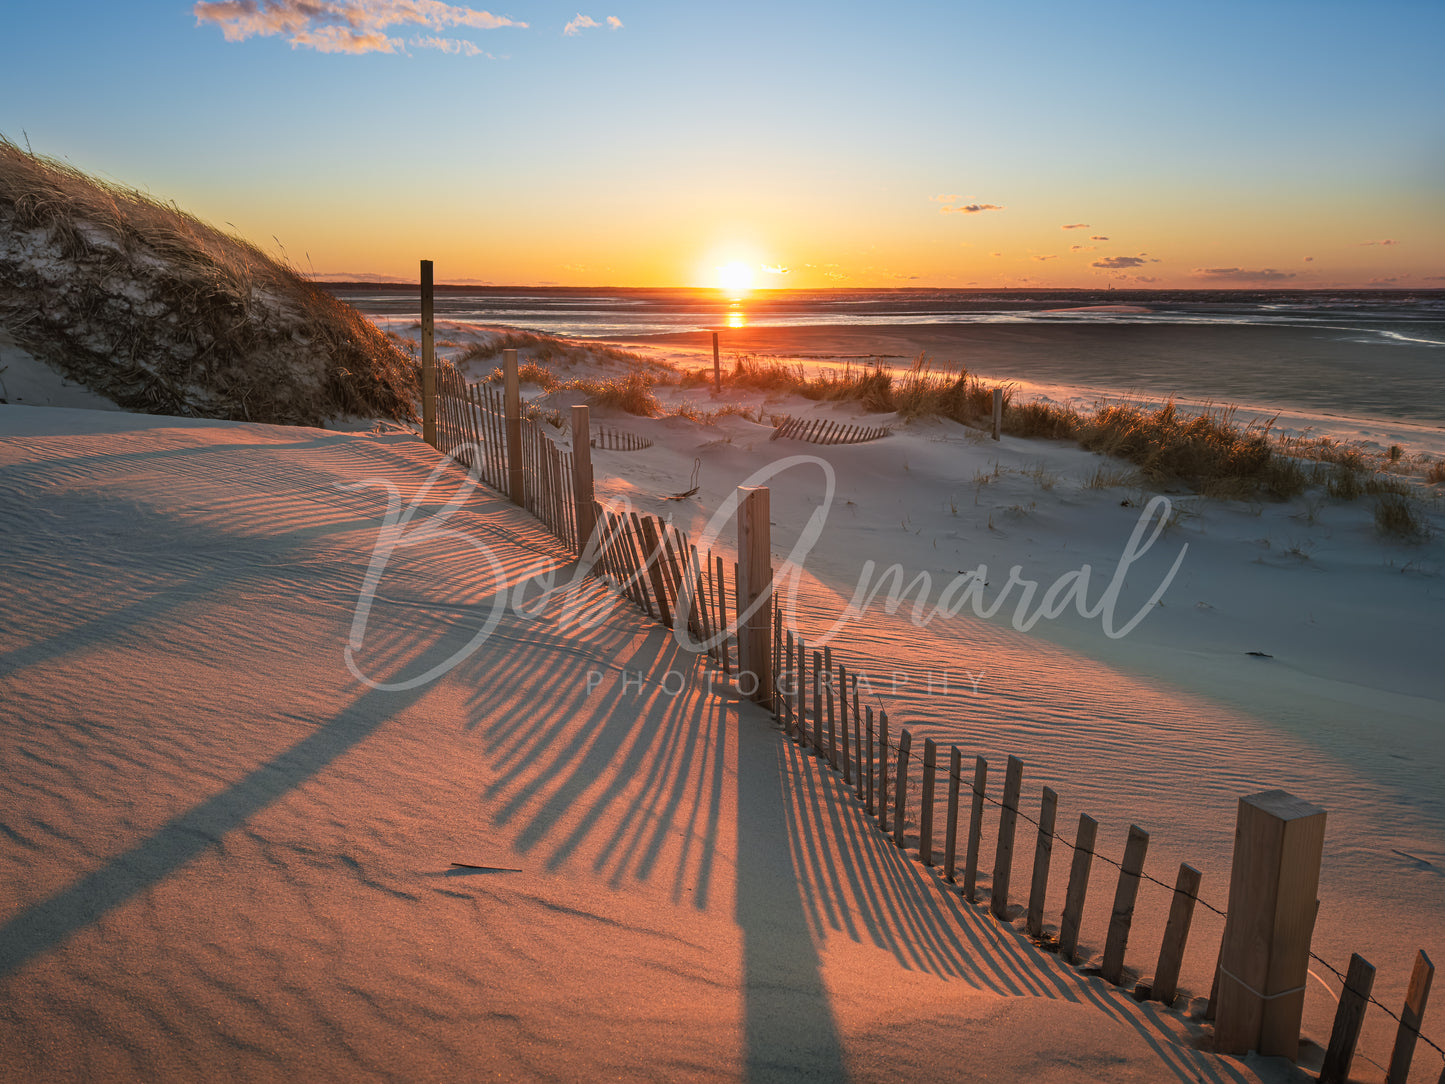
[1061,223,1090,230]
[1361,239,1400,246]
[1090,235,1109,241]
[930,194,960,203]
[1093,255,1147,269]
[194,0,525,53]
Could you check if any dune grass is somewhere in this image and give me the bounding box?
[0,134,416,425]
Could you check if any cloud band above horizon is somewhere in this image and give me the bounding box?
[193,0,526,54]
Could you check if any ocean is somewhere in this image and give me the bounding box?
[330,286,1445,429]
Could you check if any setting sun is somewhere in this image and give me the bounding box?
[716,261,754,293]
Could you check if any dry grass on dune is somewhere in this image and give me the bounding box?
[457,330,658,372]
[0,135,415,425]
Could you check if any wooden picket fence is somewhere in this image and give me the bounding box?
[592,425,653,451]
[426,346,1441,1084]
[772,414,890,445]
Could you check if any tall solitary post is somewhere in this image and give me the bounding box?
[736,485,773,704]
[503,348,524,506]
[712,332,722,393]
[1214,790,1326,1059]
[421,259,437,448]
[571,404,596,556]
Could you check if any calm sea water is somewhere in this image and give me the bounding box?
[330,286,1445,427]
[331,285,1445,344]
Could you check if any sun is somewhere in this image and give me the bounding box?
[716,261,755,293]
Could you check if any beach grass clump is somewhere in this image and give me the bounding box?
[566,372,661,416]
[0,134,416,425]
[1373,493,1429,541]
[1426,460,1445,485]
[482,361,560,390]
[1069,400,1306,499]
[1004,400,1079,439]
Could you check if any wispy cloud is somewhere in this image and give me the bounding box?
[564,12,622,34]
[1361,239,1400,246]
[940,202,1004,215]
[1069,244,1096,253]
[1033,254,1057,261]
[762,265,789,275]
[1093,255,1147,269]
[1304,256,1314,262]
[1061,223,1090,230]
[412,33,484,54]
[1090,235,1109,241]
[1192,267,1297,282]
[930,194,960,203]
[194,0,525,53]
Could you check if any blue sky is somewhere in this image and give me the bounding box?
[2,0,1441,287]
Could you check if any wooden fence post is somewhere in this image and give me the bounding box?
[963,756,988,903]
[571,404,596,557]
[943,746,962,883]
[736,485,773,704]
[919,739,937,866]
[421,260,437,448]
[876,710,889,833]
[1214,790,1327,1059]
[1026,786,1058,940]
[990,755,1023,921]
[1320,954,1376,1084]
[892,730,912,849]
[1388,950,1433,1084]
[1058,813,1098,964]
[503,348,524,505]
[713,331,722,393]
[1152,863,1202,1006]
[991,387,1002,441]
[1101,825,1149,986]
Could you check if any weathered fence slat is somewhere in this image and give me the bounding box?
[1388,949,1434,1084]
[1151,863,1202,1006]
[892,729,912,849]
[1026,786,1058,940]
[1101,825,1150,986]
[1059,813,1098,964]
[943,746,962,883]
[1320,954,1376,1084]
[963,755,988,903]
[919,739,937,867]
[990,755,1024,921]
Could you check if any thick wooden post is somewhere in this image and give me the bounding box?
[712,331,722,392]
[1152,863,1202,1006]
[943,746,962,883]
[1320,954,1375,1084]
[1058,813,1098,963]
[1102,825,1149,985]
[1387,950,1433,1084]
[990,755,1023,921]
[865,706,875,813]
[991,387,1002,441]
[503,348,524,505]
[963,756,988,903]
[736,485,773,704]
[1026,786,1058,940]
[571,404,596,557]
[421,260,437,448]
[1214,790,1327,1059]
[919,739,937,866]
